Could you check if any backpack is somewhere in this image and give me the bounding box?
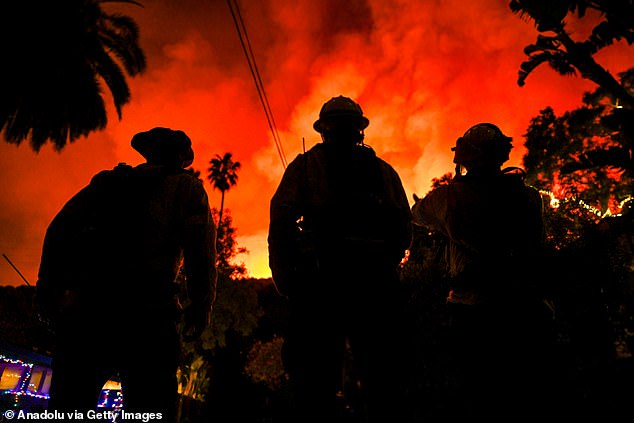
[443,168,544,301]
[36,163,138,317]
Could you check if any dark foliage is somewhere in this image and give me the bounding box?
[0,0,146,151]
[510,0,634,108]
[0,285,53,355]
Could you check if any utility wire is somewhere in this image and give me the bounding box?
[227,0,288,169]
[2,253,31,286]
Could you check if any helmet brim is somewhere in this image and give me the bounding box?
[313,114,370,133]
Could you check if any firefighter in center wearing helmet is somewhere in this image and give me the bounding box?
[412,123,554,419]
[268,96,412,422]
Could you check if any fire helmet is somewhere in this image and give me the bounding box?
[452,123,513,166]
[313,95,370,134]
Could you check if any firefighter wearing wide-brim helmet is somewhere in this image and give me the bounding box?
[313,95,369,145]
[452,123,513,171]
[131,127,195,168]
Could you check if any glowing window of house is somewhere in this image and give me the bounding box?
[41,370,53,395]
[28,367,50,394]
[0,363,25,390]
[102,379,122,390]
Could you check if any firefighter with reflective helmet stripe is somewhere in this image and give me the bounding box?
[411,122,552,419]
[268,95,412,422]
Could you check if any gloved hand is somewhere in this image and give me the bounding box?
[182,303,211,342]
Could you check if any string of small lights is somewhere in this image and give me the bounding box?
[98,389,124,409]
[1,353,123,409]
[540,190,633,218]
[0,354,43,407]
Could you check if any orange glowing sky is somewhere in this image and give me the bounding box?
[0,0,631,286]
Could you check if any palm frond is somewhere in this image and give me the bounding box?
[99,13,146,75]
[518,50,575,86]
[509,0,572,32]
[90,42,133,119]
[0,0,145,150]
[587,21,626,53]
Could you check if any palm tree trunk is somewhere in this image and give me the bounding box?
[218,191,226,230]
[558,30,634,109]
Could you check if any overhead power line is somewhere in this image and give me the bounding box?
[2,253,31,286]
[227,0,288,169]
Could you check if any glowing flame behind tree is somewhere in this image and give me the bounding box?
[522,67,634,239]
[513,0,634,219]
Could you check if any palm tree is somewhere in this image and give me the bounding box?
[207,153,241,228]
[510,0,634,109]
[0,0,146,151]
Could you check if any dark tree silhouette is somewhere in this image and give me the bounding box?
[175,208,266,423]
[510,0,634,109]
[0,0,146,151]
[522,68,634,214]
[207,152,241,229]
[519,70,634,418]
